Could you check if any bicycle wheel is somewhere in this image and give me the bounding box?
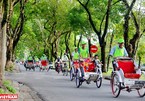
[137,88,145,97]
[70,68,74,81]
[96,77,102,88]
[111,73,121,98]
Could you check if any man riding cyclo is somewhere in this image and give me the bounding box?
[109,38,141,74]
[25,55,34,69]
[71,47,80,73]
[27,55,34,63]
[79,41,90,78]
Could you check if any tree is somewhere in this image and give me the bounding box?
[0,0,8,85]
[6,0,26,70]
[77,0,112,72]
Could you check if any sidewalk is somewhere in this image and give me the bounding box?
[5,64,44,101]
[12,81,43,101]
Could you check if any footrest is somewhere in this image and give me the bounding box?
[135,81,145,85]
[85,72,98,81]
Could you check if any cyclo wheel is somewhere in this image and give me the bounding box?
[70,68,74,81]
[96,68,102,88]
[137,88,145,97]
[76,69,81,88]
[96,77,102,88]
[110,73,121,98]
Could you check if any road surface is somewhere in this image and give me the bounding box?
[6,64,145,101]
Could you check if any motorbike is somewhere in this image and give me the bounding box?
[55,62,62,73]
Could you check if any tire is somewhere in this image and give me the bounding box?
[70,68,74,81]
[96,77,102,88]
[137,88,145,97]
[76,70,81,88]
[111,73,121,98]
[57,67,60,74]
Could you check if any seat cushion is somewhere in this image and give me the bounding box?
[41,60,48,66]
[117,60,140,79]
[124,73,140,79]
[117,60,135,73]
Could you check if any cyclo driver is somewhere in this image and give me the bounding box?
[79,41,90,78]
[71,47,80,72]
[109,38,141,74]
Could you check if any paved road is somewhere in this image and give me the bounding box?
[6,64,144,101]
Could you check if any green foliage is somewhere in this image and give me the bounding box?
[0,89,5,94]
[14,0,145,63]
[3,80,16,94]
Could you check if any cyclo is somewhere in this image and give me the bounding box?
[75,58,103,88]
[25,60,35,71]
[40,60,49,72]
[110,57,145,97]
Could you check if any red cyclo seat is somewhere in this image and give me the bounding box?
[117,60,141,79]
[41,60,48,66]
[84,61,95,72]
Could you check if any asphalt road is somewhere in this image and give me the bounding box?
[6,64,145,101]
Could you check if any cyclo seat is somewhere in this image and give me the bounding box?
[81,58,96,72]
[115,57,141,79]
[41,60,48,66]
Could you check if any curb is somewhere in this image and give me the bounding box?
[11,80,45,101]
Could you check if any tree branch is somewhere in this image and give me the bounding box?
[112,0,121,6]
[102,0,112,40]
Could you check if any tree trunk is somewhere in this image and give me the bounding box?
[138,56,141,69]
[6,0,25,70]
[6,38,14,70]
[77,33,82,48]
[74,34,77,47]
[0,6,7,86]
[65,33,72,60]
[122,0,137,57]
[107,32,114,71]
[100,42,106,72]
[88,38,92,57]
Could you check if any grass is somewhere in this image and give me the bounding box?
[0,80,17,94]
[140,73,145,80]
[103,68,112,77]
